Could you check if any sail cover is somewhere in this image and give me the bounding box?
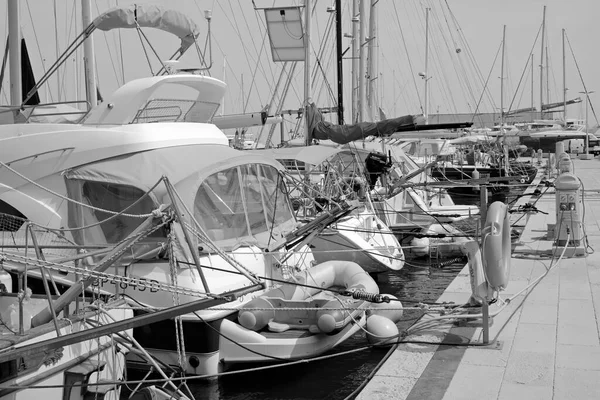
[307,103,416,144]
[92,4,200,52]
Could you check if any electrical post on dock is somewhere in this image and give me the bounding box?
[553,170,586,258]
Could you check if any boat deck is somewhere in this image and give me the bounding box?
[356,157,600,399]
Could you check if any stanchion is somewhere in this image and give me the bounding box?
[480,185,490,345]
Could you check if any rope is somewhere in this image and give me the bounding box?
[168,229,186,369]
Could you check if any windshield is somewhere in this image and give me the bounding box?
[194,163,295,247]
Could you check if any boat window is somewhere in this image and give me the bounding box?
[241,164,269,234]
[194,164,294,243]
[195,166,249,242]
[279,159,306,172]
[259,165,294,229]
[69,181,162,244]
[0,200,26,232]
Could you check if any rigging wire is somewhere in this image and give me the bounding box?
[214,1,263,111]
[471,41,502,124]
[443,0,497,113]
[24,0,54,103]
[92,1,123,88]
[427,1,468,115]
[505,23,542,114]
[391,1,423,113]
[116,0,125,85]
[53,0,61,102]
[426,4,461,116]
[237,0,275,111]
[564,31,599,125]
[58,0,78,102]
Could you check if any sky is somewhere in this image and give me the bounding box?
[1,0,598,129]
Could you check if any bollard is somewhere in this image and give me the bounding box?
[558,153,572,174]
[555,141,565,156]
[472,168,480,192]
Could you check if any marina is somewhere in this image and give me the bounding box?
[0,1,598,399]
[357,157,600,400]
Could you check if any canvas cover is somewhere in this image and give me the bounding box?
[93,4,199,52]
[64,144,269,200]
[307,103,417,144]
[64,144,294,253]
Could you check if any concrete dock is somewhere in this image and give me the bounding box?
[357,157,600,400]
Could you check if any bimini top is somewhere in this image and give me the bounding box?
[64,144,296,250]
[93,4,199,53]
[65,144,288,209]
[81,74,227,125]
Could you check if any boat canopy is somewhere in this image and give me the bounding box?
[64,145,296,250]
[93,4,199,53]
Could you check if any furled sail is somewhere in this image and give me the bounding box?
[307,102,416,144]
[92,4,200,53]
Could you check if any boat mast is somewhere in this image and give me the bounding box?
[358,0,366,122]
[424,7,430,124]
[304,0,312,146]
[501,25,508,175]
[500,25,506,135]
[81,0,97,108]
[546,48,549,111]
[351,0,359,122]
[367,0,378,122]
[335,0,344,124]
[562,28,566,122]
[539,5,546,120]
[8,0,21,106]
[531,53,534,115]
[222,56,227,115]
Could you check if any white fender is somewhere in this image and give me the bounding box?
[482,201,511,291]
[461,240,490,303]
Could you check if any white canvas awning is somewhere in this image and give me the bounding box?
[65,144,287,206]
[93,4,200,52]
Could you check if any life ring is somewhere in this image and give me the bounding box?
[482,201,511,291]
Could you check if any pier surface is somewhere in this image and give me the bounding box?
[357,158,600,400]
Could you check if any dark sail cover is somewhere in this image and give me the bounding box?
[21,38,40,105]
[307,102,416,144]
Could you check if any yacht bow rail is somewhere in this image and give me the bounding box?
[0,100,90,123]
